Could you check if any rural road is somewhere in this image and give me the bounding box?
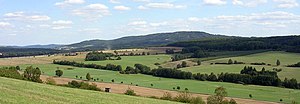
[40,75,279,104]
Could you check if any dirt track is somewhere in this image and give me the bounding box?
[40,75,279,104]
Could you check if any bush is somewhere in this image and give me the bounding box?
[190,96,205,104]
[161,92,173,100]
[124,88,136,96]
[55,70,63,77]
[174,91,192,103]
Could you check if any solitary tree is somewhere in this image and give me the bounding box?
[276,60,281,66]
[197,60,201,65]
[182,61,188,67]
[55,70,63,77]
[228,59,233,64]
[86,73,91,81]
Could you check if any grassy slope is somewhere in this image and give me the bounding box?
[84,55,171,69]
[20,64,300,103]
[0,77,180,104]
[180,51,300,80]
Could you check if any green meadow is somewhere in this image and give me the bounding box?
[180,51,300,80]
[19,63,300,104]
[0,77,181,104]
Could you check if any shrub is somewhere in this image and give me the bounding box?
[174,91,192,103]
[190,96,205,104]
[55,70,63,77]
[154,63,160,65]
[124,88,136,96]
[161,92,173,100]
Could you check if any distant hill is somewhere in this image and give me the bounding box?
[59,31,228,51]
[22,44,62,49]
[168,35,300,53]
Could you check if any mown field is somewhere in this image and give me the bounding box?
[179,51,300,80]
[84,55,171,69]
[0,77,180,104]
[19,64,300,103]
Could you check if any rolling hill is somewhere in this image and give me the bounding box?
[0,77,180,104]
[59,31,227,51]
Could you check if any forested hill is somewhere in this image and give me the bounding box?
[168,36,300,53]
[0,47,60,58]
[59,31,227,51]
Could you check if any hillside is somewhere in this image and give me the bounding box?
[0,77,180,104]
[168,36,300,53]
[59,31,227,51]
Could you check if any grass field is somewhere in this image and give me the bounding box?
[179,51,300,80]
[0,77,180,104]
[19,64,300,104]
[84,55,172,69]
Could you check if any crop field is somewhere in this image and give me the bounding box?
[179,51,300,80]
[19,64,300,103]
[0,77,180,104]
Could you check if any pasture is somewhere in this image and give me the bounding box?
[179,51,300,80]
[0,77,180,104]
[84,55,171,69]
[19,64,300,103]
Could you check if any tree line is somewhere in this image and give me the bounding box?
[53,60,122,71]
[53,60,300,89]
[0,66,42,83]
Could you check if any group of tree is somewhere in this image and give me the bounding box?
[215,59,245,65]
[171,54,188,61]
[177,61,189,68]
[287,62,300,67]
[120,52,150,56]
[0,66,43,83]
[85,51,114,61]
[119,64,151,74]
[64,80,101,91]
[53,60,122,71]
[23,66,42,83]
[207,87,237,104]
[0,47,60,58]
[0,67,23,80]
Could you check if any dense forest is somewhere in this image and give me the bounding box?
[0,47,61,58]
[168,36,300,58]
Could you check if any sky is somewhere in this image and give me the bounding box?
[0,0,299,46]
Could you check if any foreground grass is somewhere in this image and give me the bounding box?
[0,77,180,104]
[20,64,300,103]
[180,51,300,80]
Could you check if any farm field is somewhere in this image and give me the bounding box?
[84,55,171,69]
[0,77,181,104]
[179,51,300,80]
[19,64,300,103]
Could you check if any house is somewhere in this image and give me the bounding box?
[0,53,3,56]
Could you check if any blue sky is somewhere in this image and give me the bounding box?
[0,0,299,46]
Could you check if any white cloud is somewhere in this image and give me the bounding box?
[144,3,186,9]
[52,20,73,29]
[79,28,102,34]
[4,12,50,21]
[132,0,150,2]
[203,0,227,6]
[232,0,268,7]
[232,0,244,5]
[114,5,131,11]
[138,5,148,10]
[149,22,168,27]
[72,3,110,19]
[109,0,121,4]
[128,21,147,25]
[0,22,13,28]
[55,0,85,7]
[188,11,300,30]
[273,0,299,8]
